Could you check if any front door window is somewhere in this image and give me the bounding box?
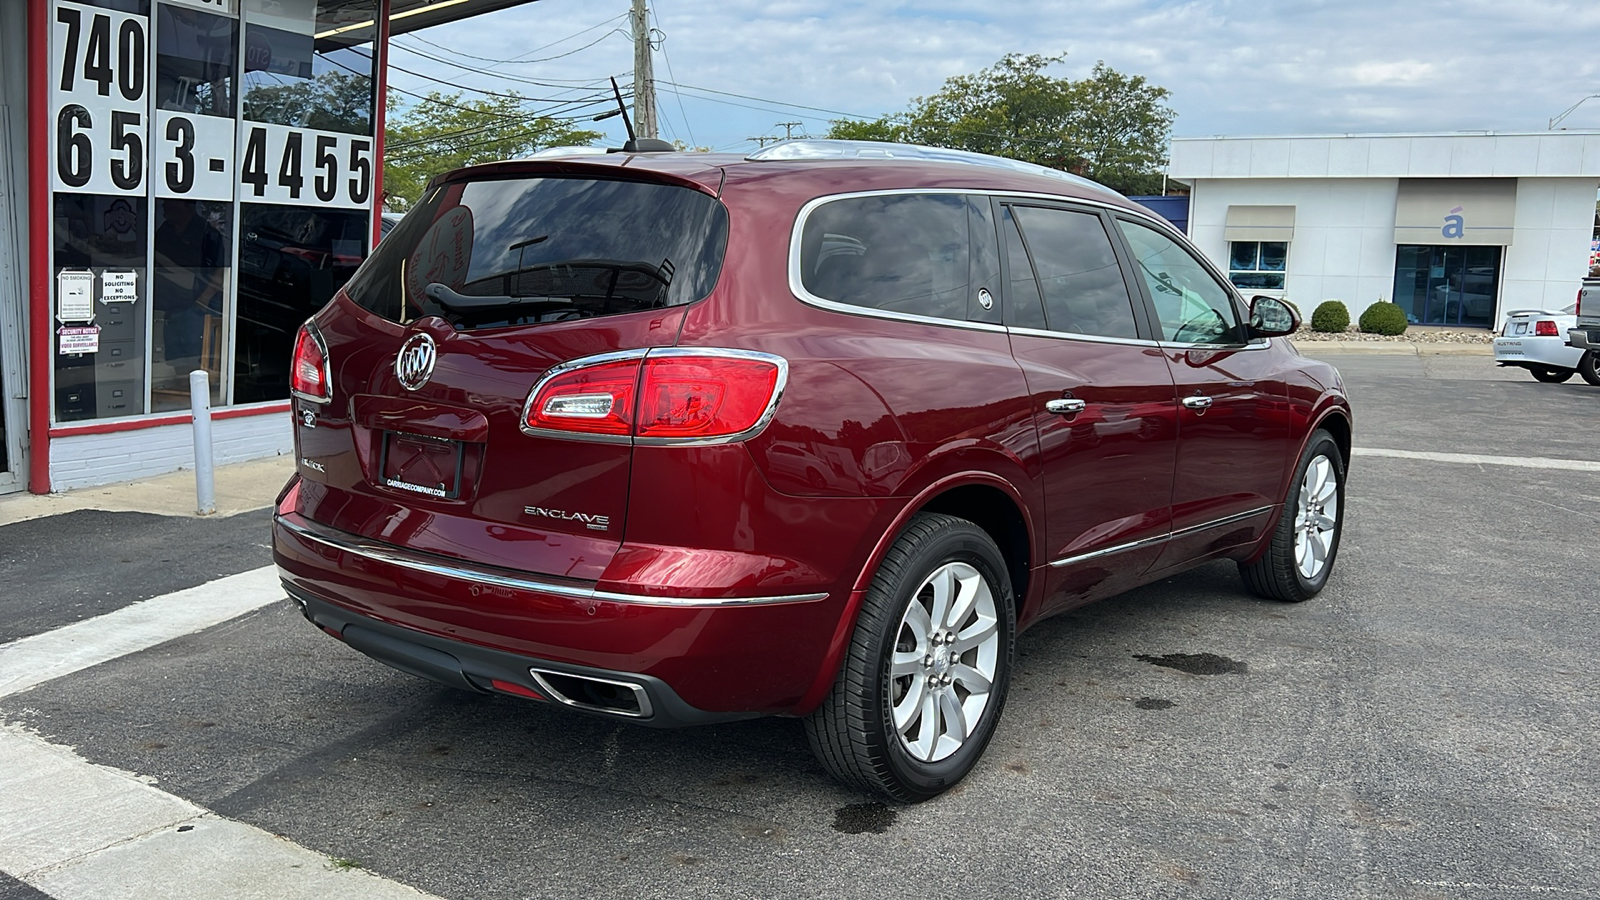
[1392,245,1501,328]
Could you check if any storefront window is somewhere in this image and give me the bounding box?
[53,194,148,421]
[47,0,375,422]
[1392,244,1502,328]
[233,202,367,403]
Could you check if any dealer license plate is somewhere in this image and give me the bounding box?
[380,432,464,499]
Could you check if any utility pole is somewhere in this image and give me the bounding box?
[630,0,658,139]
[777,122,804,140]
[747,135,779,147]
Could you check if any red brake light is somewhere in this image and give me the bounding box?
[522,350,786,442]
[523,356,643,437]
[637,355,783,439]
[1535,320,1560,336]
[1578,289,1585,317]
[291,324,330,404]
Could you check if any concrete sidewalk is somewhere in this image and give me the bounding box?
[0,454,294,527]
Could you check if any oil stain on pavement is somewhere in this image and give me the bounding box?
[832,802,896,834]
[1134,652,1249,675]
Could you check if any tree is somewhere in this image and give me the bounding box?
[243,72,376,135]
[382,91,603,210]
[825,54,1175,195]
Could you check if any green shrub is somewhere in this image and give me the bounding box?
[1310,300,1349,333]
[1358,301,1408,336]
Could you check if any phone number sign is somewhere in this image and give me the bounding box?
[50,0,150,196]
[51,0,373,211]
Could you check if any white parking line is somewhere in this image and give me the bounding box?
[0,569,442,899]
[0,566,283,699]
[1354,447,1600,473]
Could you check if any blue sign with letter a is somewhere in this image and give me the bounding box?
[1442,206,1465,239]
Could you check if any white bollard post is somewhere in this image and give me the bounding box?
[190,369,215,516]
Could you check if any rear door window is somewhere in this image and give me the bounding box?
[343,176,729,330]
[799,193,970,322]
[1008,205,1140,339]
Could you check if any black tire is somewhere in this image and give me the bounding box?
[1530,367,1575,383]
[805,513,1016,802]
[1578,352,1600,387]
[1239,429,1345,602]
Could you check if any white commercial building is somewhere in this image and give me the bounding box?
[1168,132,1600,329]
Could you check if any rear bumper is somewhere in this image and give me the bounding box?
[272,512,847,719]
[1567,327,1600,352]
[285,586,751,727]
[1494,335,1583,369]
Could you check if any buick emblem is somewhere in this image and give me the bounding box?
[395,333,437,391]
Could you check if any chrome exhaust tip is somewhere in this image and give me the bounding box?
[528,669,653,718]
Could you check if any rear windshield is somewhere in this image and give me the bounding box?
[344,175,728,330]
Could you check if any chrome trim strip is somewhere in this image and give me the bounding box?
[277,515,829,607]
[1005,325,1160,348]
[1047,505,1275,568]
[1048,533,1167,568]
[529,668,654,719]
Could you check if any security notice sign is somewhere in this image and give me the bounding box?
[49,0,150,196]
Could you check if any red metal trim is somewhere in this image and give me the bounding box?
[49,402,291,438]
[27,0,50,493]
[371,0,390,246]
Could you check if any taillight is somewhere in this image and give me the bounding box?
[290,322,331,404]
[522,354,642,439]
[1535,320,1560,336]
[1578,288,1585,317]
[522,349,786,443]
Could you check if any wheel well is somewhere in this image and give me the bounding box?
[920,485,1030,612]
[1316,412,1352,467]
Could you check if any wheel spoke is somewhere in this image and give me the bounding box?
[901,598,932,642]
[944,570,980,631]
[913,686,942,761]
[938,688,968,743]
[927,567,956,634]
[893,673,927,731]
[891,649,924,678]
[949,662,991,695]
[951,617,997,654]
[1312,512,1337,531]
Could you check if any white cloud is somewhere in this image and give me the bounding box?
[400,0,1600,153]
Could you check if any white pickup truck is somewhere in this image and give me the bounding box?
[1567,279,1600,384]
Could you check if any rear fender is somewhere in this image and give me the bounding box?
[790,465,1039,716]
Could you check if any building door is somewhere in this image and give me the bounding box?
[1393,245,1503,328]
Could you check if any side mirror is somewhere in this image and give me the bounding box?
[1249,295,1299,338]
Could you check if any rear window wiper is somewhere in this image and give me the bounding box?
[424,282,573,312]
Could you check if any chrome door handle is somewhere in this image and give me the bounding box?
[1181,395,1213,410]
[1045,398,1087,415]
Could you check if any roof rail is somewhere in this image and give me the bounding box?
[522,146,611,159]
[746,139,1121,197]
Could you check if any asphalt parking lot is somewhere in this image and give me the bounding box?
[2,349,1597,899]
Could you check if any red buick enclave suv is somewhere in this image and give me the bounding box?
[272,141,1351,801]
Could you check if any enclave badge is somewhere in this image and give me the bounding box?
[395,333,437,391]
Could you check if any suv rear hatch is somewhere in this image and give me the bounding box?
[292,160,729,580]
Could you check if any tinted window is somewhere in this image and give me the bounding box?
[343,176,729,330]
[800,194,969,321]
[1012,206,1137,339]
[1118,219,1243,344]
[1000,206,1046,330]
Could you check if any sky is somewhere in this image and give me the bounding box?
[400,0,1600,155]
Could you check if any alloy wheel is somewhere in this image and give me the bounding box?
[1294,454,1339,580]
[889,562,1000,763]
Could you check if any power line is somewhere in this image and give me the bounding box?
[649,4,696,148]
[657,80,874,121]
[390,39,621,93]
[399,13,629,68]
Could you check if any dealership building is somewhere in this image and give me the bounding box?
[0,0,528,496]
[1168,131,1600,330]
